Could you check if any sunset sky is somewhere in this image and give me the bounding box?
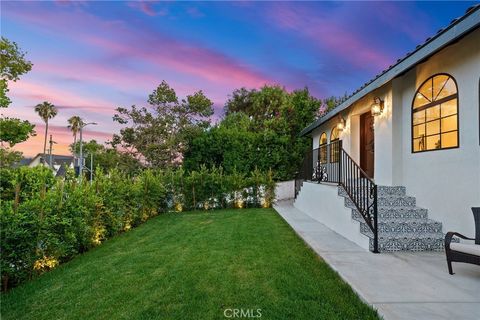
[1,1,476,157]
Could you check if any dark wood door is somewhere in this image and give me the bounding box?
[360,112,374,178]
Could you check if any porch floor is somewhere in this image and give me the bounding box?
[274,201,480,320]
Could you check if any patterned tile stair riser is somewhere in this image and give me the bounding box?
[338,185,446,252]
[352,207,428,221]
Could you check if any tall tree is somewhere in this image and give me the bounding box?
[1,37,33,108]
[35,101,57,161]
[185,86,321,180]
[0,37,35,166]
[224,87,256,116]
[67,115,83,162]
[112,81,214,168]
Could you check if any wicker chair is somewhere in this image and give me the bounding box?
[444,207,480,275]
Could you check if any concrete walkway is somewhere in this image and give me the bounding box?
[274,201,480,320]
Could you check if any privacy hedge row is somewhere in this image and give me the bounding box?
[0,166,275,291]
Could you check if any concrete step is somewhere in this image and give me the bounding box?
[370,234,445,252]
[335,182,446,252]
[352,207,429,221]
[345,195,416,209]
[338,186,406,197]
[361,223,443,238]
[359,219,443,235]
[378,186,407,197]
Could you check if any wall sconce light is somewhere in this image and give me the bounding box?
[371,97,384,116]
[337,115,346,131]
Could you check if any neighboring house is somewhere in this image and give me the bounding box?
[27,154,74,177]
[16,157,32,167]
[294,5,479,252]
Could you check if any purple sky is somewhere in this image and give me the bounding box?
[2,1,476,156]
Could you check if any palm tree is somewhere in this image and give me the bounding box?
[67,116,83,162]
[34,101,57,163]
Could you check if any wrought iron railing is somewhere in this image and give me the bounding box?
[294,140,378,253]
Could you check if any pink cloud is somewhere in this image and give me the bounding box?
[11,123,113,157]
[82,33,273,90]
[5,3,272,90]
[9,80,115,115]
[128,1,167,17]
[268,3,393,70]
[377,2,431,43]
[32,60,228,106]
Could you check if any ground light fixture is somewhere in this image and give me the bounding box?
[371,97,384,116]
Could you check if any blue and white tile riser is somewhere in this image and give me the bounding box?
[338,185,445,252]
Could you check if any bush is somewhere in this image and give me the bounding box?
[0,166,275,290]
[183,86,321,181]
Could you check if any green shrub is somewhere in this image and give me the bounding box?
[0,166,275,291]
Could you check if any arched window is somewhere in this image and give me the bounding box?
[412,74,458,152]
[330,127,340,142]
[319,132,327,164]
[330,127,340,162]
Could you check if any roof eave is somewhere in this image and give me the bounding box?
[300,6,480,137]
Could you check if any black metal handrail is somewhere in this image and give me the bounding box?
[294,140,378,253]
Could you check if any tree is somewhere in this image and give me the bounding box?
[0,148,22,168]
[67,115,83,163]
[224,87,256,116]
[70,139,143,174]
[321,93,349,114]
[112,81,214,168]
[184,112,258,174]
[0,117,35,147]
[1,37,33,108]
[0,37,35,166]
[35,101,57,161]
[184,86,321,180]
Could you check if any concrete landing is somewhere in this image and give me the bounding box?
[274,201,480,320]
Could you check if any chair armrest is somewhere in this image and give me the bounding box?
[445,232,475,250]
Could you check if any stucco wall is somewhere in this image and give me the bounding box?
[311,84,391,172]
[275,180,295,201]
[307,28,479,236]
[394,29,480,236]
[294,182,370,250]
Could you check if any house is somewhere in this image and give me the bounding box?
[27,154,74,177]
[294,5,480,252]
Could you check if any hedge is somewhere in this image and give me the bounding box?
[0,166,275,291]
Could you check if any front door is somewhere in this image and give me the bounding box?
[360,112,374,178]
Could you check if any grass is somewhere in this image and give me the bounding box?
[1,208,379,320]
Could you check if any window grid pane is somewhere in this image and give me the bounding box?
[426,120,440,136]
[432,75,449,100]
[441,115,457,132]
[441,131,458,148]
[441,99,457,117]
[426,135,441,150]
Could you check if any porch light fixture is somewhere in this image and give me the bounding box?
[337,115,346,131]
[371,97,384,116]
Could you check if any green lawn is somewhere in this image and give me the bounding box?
[1,209,379,320]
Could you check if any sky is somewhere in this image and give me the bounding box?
[1,0,477,157]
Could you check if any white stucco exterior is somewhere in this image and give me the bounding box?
[275,180,295,201]
[308,28,480,236]
[294,182,370,250]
